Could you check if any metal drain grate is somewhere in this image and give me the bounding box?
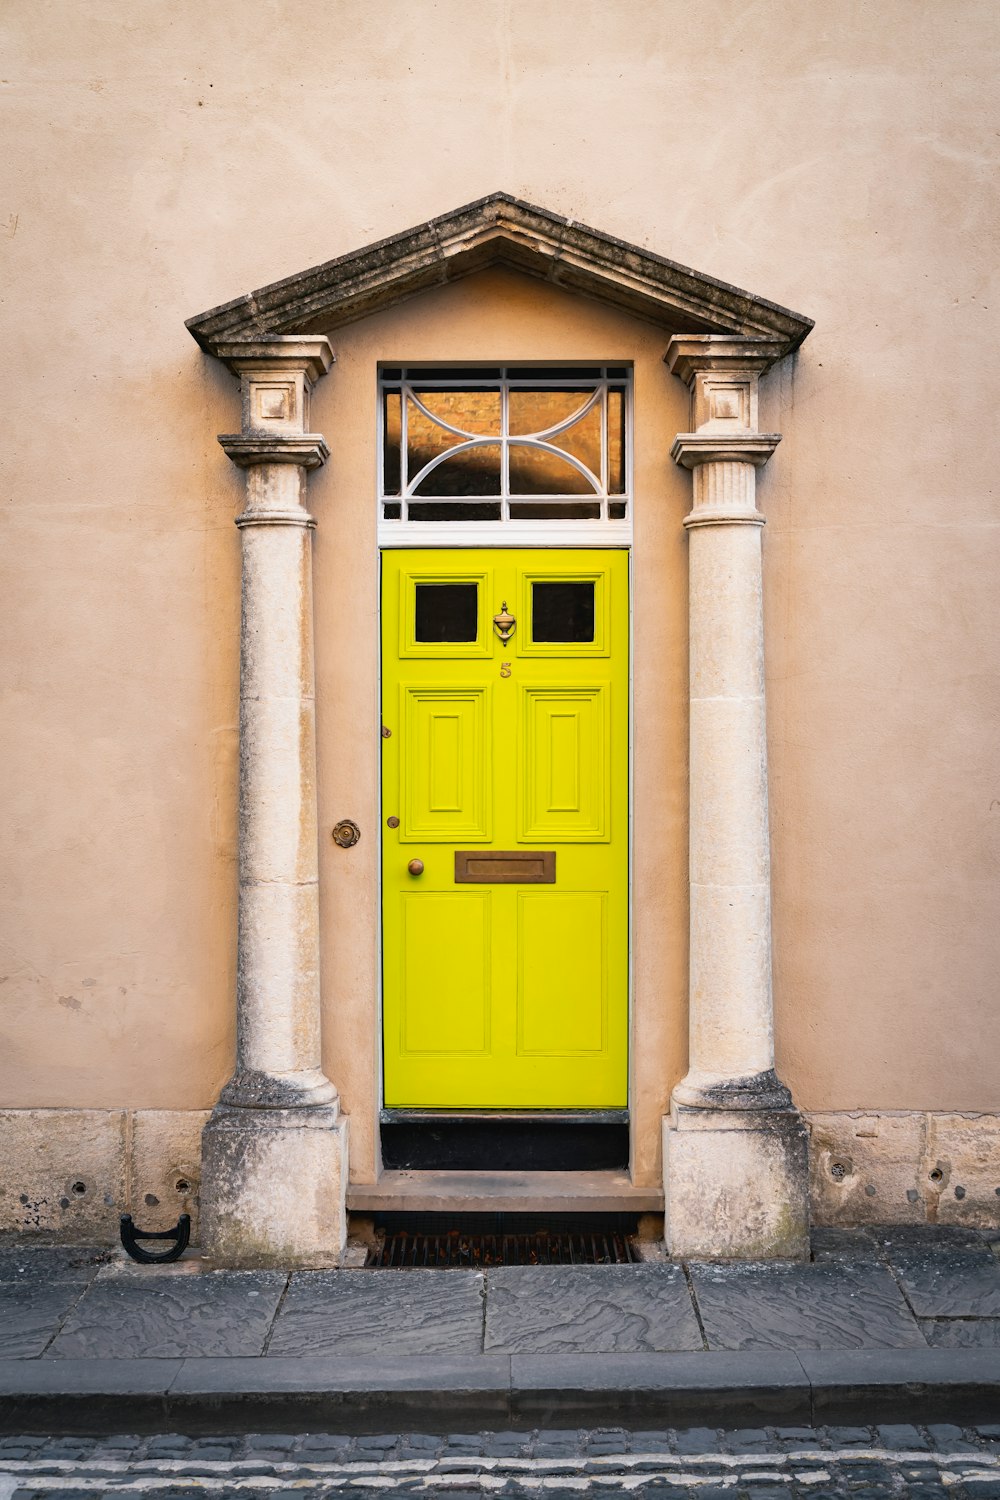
[366,1228,640,1268]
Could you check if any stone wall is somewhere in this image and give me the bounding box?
[3,1109,998,1243]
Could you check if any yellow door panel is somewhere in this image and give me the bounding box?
[520,686,609,841]
[399,892,491,1055]
[402,687,491,841]
[517,892,607,1055]
[382,548,628,1109]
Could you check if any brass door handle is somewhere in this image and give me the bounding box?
[407,859,425,877]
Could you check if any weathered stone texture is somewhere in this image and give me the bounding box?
[0,1109,207,1243]
[199,1107,348,1269]
[664,1107,810,1261]
[808,1113,1000,1230]
[129,1109,210,1238]
[0,1109,126,1241]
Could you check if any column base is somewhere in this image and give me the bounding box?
[672,1068,793,1112]
[200,1105,349,1269]
[219,1067,338,1109]
[663,1101,809,1261]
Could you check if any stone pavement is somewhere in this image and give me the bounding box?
[0,1226,998,1435]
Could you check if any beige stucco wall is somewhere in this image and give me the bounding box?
[2,0,998,1179]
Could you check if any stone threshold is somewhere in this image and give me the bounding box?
[1,1350,999,1434]
[346,1169,664,1214]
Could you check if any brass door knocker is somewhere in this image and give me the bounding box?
[492,601,515,645]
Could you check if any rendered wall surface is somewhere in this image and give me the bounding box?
[1,0,998,1222]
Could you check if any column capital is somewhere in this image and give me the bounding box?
[207,335,334,477]
[671,432,780,472]
[666,334,784,513]
[206,336,335,385]
[665,334,787,385]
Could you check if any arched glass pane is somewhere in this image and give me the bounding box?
[406,390,502,491]
[509,444,598,496]
[508,388,592,437]
[413,444,502,496]
[414,388,501,437]
[509,391,602,489]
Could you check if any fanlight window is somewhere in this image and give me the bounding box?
[380,366,630,524]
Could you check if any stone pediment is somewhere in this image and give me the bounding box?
[186,193,813,355]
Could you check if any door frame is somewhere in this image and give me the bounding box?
[375,540,634,1158]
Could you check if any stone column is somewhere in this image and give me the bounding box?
[199,337,349,1268]
[662,335,808,1260]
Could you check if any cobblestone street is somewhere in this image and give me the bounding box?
[3,1425,1000,1498]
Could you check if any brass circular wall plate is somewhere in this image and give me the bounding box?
[331,818,361,848]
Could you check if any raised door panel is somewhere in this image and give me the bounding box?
[402,686,491,841]
[519,686,609,842]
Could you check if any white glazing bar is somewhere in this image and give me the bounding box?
[501,378,510,520]
[400,385,409,522]
[601,378,609,521]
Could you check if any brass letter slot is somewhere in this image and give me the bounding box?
[455,850,556,884]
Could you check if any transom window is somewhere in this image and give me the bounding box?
[380,366,631,528]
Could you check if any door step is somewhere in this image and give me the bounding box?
[347,1169,664,1215]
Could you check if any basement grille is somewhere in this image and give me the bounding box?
[366,1228,640,1268]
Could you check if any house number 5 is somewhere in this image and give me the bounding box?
[500,661,512,678]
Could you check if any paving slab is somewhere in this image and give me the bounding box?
[484,1265,703,1353]
[876,1226,991,1254]
[690,1261,925,1350]
[920,1319,1000,1347]
[44,1271,287,1359]
[0,1283,85,1358]
[885,1245,1000,1317]
[267,1269,484,1357]
[0,1245,111,1286]
[809,1228,882,1263]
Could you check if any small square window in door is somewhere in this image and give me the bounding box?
[532,582,595,643]
[414,583,479,642]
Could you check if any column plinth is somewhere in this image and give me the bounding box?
[663,335,808,1261]
[199,337,349,1268]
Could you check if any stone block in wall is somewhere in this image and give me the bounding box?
[807,1112,929,1225]
[923,1114,1000,1228]
[127,1110,210,1241]
[0,1110,127,1242]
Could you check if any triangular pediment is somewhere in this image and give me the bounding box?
[186,193,813,354]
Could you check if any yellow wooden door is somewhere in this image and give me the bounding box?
[381,549,628,1108]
